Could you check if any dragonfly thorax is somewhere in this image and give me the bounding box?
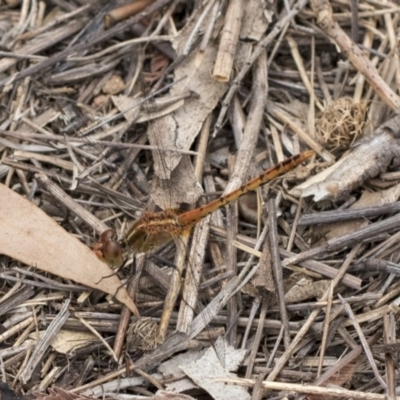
[125,209,192,253]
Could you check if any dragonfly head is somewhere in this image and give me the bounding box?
[94,229,124,268]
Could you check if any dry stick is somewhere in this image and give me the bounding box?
[338,293,387,389]
[184,0,219,55]
[218,377,394,400]
[177,115,212,332]
[224,49,268,194]
[107,133,148,190]
[177,215,211,331]
[286,35,324,112]
[213,0,243,82]
[104,0,154,28]
[315,56,332,102]
[245,296,267,380]
[241,295,262,351]
[158,236,190,341]
[229,97,246,156]
[268,103,334,162]
[225,156,239,347]
[17,4,92,41]
[0,317,35,346]
[72,366,142,394]
[286,196,303,252]
[278,218,307,252]
[14,343,33,386]
[261,232,275,292]
[159,117,212,339]
[310,0,400,111]
[200,0,220,51]
[19,300,70,384]
[113,256,145,358]
[0,20,87,75]
[13,320,36,356]
[130,367,164,391]
[212,0,309,136]
[0,272,83,293]
[201,161,226,292]
[265,243,361,384]
[298,202,400,226]
[78,303,308,385]
[0,0,173,87]
[268,198,290,350]
[315,329,383,392]
[0,129,174,153]
[143,260,171,293]
[251,325,286,400]
[216,227,362,289]
[77,316,118,363]
[41,374,67,394]
[188,225,269,340]
[0,284,33,310]
[359,229,400,264]
[354,259,400,277]
[225,49,268,346]
[308,34,316,140]
[225,193,239,346]
[317,281,334,377]
[282,212,400,268]
[11,77,30,132]
[251,356,269,400]
[367,50,400,132]
[383,313,396,399]
[352,14,375,104]
[267,13,290,67]
[35,172,108,235]
[150,0,180,38]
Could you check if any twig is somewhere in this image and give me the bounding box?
[213,0,243,82]
[213,0,309,136]
[268,198,290,349]
[310,0,400,111]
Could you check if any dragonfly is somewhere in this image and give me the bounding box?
[94,150,314,266]
[55,85,315,354]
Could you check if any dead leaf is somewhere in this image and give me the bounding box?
[160,350,206,393]
[0,183,139,316]
[285,278,331,304]
[29,329,98,354]
[180,337,250,400]
[144,13,228,208]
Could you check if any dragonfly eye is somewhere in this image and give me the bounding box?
[102,240,124,268]
[95,229,124,267]
[99,228,117,244]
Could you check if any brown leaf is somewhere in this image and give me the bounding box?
[0,184,139,317]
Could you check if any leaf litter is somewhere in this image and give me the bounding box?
[1,1,400,400]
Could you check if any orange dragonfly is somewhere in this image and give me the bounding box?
[94,150,314,266]
[61,95,314,352]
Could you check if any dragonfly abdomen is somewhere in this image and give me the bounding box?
[177,150,314,227]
